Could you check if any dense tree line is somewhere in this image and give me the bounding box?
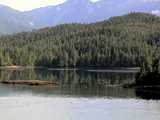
[0,12,160,67]
[135,37,160,86]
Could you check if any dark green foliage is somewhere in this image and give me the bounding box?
[0,12,160,67]
[136,45,160,86]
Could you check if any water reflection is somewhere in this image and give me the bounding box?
[0,69,159,120]
[135,88,160,100]
[0,68,137,98]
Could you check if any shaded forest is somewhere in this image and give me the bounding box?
[0,12,160,67]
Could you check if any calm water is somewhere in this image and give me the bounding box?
[0,68,159,120]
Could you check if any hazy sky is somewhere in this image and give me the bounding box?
[0,0,102,11]
[0,0,160,12]
[0,0,67,11]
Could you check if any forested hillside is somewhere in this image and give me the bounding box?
[0,13,159,67]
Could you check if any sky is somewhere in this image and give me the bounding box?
[0,0,102,11]
[0,0,160,13]
[0,0,67,11]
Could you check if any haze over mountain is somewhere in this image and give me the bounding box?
[0,0,160,34]
[25,0,160,28]
[0,5,34,34]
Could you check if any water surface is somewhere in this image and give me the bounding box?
[0,68,159,120]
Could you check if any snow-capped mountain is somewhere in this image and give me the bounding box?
[0,0,160,34]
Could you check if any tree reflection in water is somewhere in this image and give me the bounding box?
[0,68,145,98]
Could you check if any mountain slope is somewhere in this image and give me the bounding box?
[0,13,159,67]
[25,0,160,28]
[1,0,160,34]
[0,5,34,34]
[25,0,108,28]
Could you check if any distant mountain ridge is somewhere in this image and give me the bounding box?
[0,5,34,34]
[0,12,159,67]
[0,0,160,34]
[25,0,160,28]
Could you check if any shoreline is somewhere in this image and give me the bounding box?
[0,65,140,71]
